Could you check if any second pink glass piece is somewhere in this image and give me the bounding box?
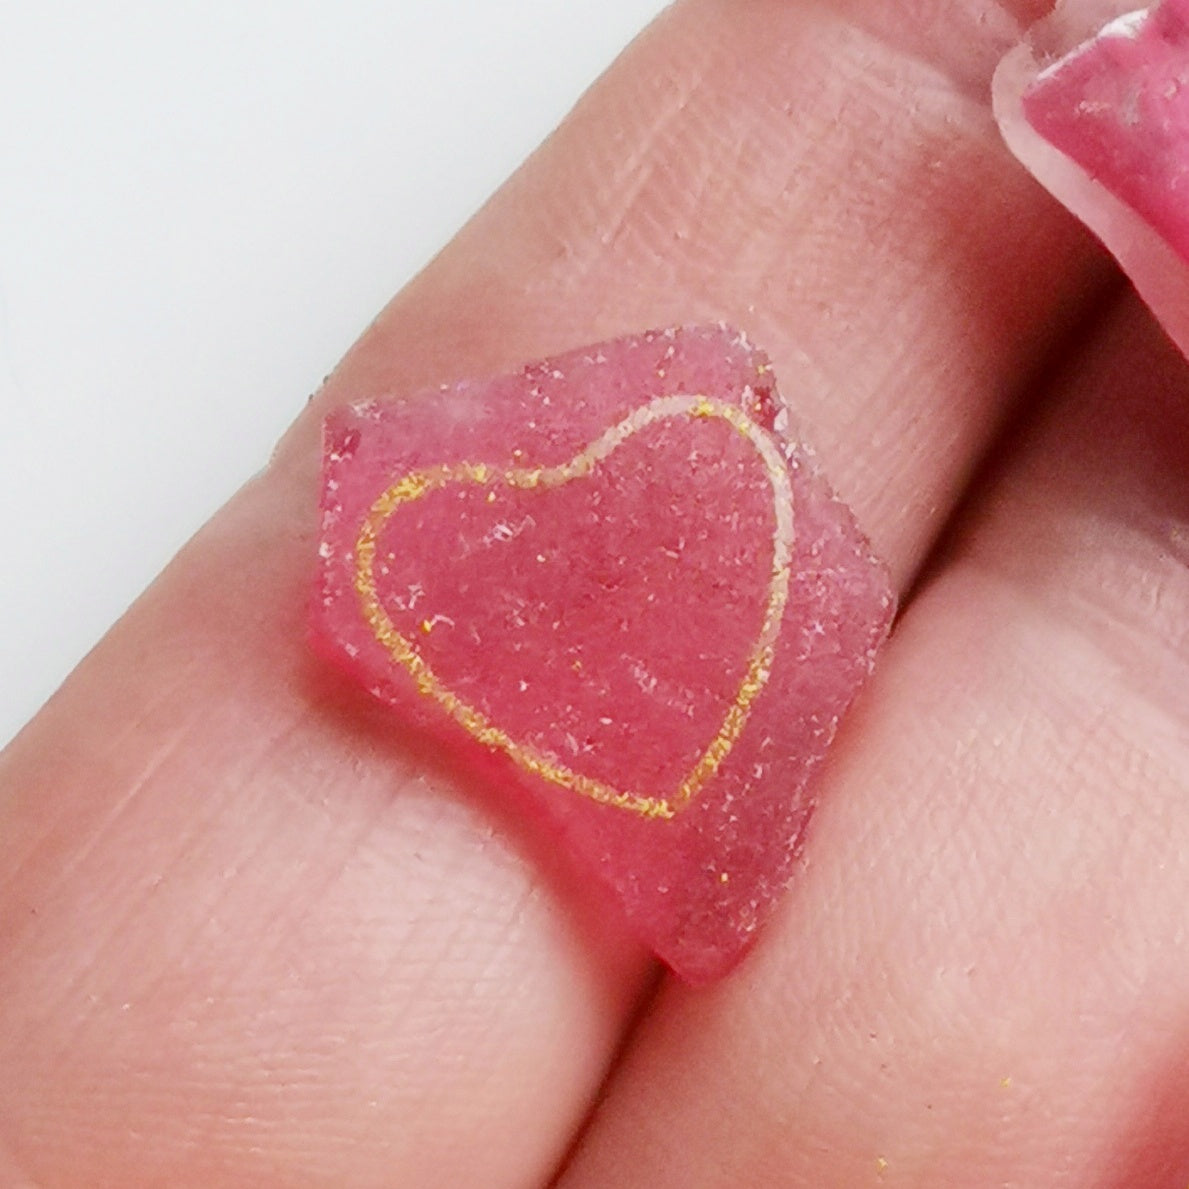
[1022,0,1189,261]
[996,0,1189,355]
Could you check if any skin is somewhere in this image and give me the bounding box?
[2,0,1187,1185]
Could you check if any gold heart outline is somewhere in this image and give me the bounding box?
[353,394,794,820]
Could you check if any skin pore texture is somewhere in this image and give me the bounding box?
[1,1,1187,1186]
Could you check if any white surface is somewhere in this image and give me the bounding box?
[0,1,661,747]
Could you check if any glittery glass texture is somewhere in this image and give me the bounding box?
[1023,0,1189,262]
[312,325,894,983]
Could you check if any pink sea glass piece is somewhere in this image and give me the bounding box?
[313,325,894,983]
[1022,0,1189,260]
[995,0,1189,355]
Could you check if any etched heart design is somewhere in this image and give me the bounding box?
[352,395,795,819]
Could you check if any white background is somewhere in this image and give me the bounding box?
[0,1,662,746]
